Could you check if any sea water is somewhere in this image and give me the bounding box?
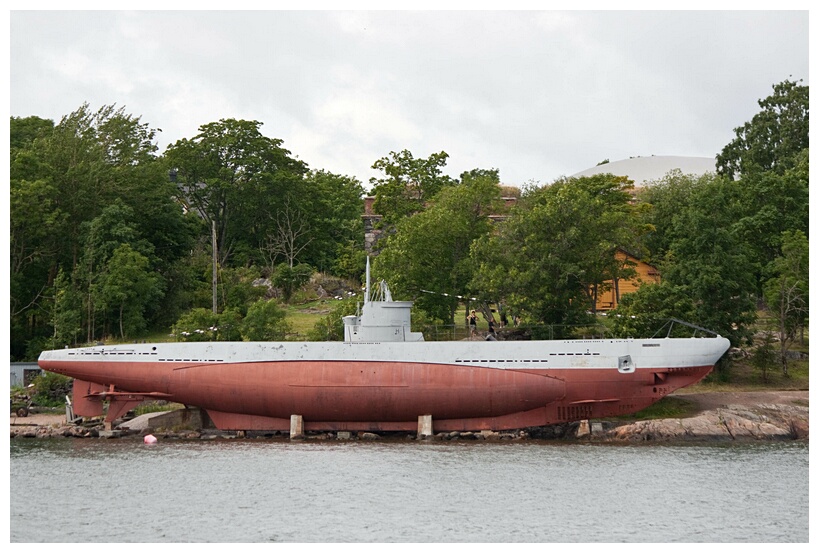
[9,439,809,543]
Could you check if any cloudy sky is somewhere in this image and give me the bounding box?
[8,7,810,189]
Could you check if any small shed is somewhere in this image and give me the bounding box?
[11,362,43,388]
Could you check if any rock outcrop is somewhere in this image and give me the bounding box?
[602,403,808,442]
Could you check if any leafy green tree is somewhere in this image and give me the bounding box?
[375,171,503,323]
[164,118,307,266]
[369,149,456,227]
[471,174,645,335]
[50,268,83,348]
[733,152,809,293]
[751,332,777,384]
[10,104,192,358]
[96,244,164,339]
[332,240,367,282]
[647,174,757,345]
[241,299,291,341]
[297,170,365,273]
[271,263,313,303]
[638,169,707,261]
[607,281,696,338]
[75,201,156,341]
[10,115,53,151]
[10,177,63,319]
[717,79,808,179]
[763,230,809,376]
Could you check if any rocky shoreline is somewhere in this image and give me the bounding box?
[10,391,808,443]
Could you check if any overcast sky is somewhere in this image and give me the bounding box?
[8,8,810,189]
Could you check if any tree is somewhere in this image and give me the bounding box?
[10,104,192,358]
[733,152,809,294]
[96,244,164,339]
[164,118,308,266]
[470,174,645,335]
[717,79,808,179]
[641,173,757,345]
[76,200,155,341]
[607,281,696,339]
[49,268,83,348]
[763,230,808,377]
[297,169,365,273]
[271,264,313,303]
[10,115,53,152]
[216,266,267,316]
[260,198,314,268]
[241,299,291,341]
[375,171,503,323]
[751,332,778,384]
[369,149,456,227]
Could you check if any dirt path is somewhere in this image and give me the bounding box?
[10,413,67,426]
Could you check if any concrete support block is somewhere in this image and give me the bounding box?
[418,414,433,438]
[577,419,590,438]
[290,414,304,439]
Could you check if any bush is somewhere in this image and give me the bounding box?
[272,263,313,302]
[241,299,291,341]
[31,372,73,407]
[172,308,243,341]
[308,296,360,341]
[171,308,219,341]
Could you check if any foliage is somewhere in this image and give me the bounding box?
[171,308,242,342]
[96,244,165,339]
[50,268,82,348]
[31,372,73,407]
[217,266,267,316]
[607,281,696,338]
[164,118,308,266]
[369,149,456,227]
[332,240,367,282]
[307,296,360,341]
[374,171,503,323]
[470,173,646,335]
[763,229,809,376]
[9,105,195,357]
[271,263,314,303]
[716,79,809,179]
[171,308,219,342]
[750,332,778,384]
[297,170,365,272]
[638,173,758,345]
[241,299,291,341]
[733,153,809,293]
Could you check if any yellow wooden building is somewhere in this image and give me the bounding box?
[594,249,661,311]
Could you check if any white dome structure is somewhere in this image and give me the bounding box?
[571,155,717,187]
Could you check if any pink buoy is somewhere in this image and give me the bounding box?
[143,434,157,444]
